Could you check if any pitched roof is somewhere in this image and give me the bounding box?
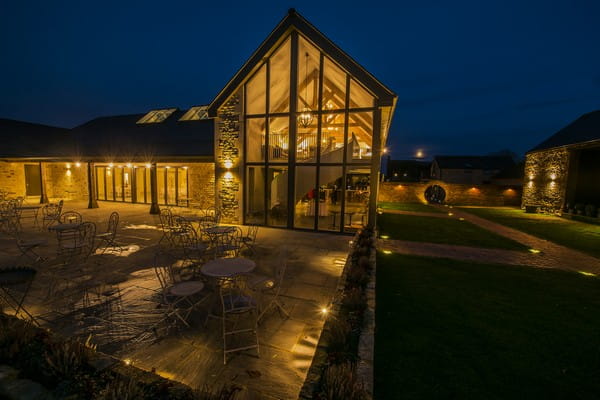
[528,110,600,153]
[207,9,396,116]
[433,155,515,170]
[0,118,72,158]
[70,109,214,160]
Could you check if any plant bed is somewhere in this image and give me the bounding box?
[300,228,376,400]
[0,314,239,399]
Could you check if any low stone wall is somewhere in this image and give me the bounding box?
[378,180,521,206]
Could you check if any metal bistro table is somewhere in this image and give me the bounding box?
[16,205,42,228]
[201,257,256,278]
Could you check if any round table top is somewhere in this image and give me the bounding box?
[170,280,204,296]
[48,223,80,231]
[205,226,236,235]
[201,257,256,278]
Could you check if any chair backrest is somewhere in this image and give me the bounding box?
[60,211,83,224]
[106,212,119,237]
[159,208,175,227]
[220,276,253,314]
[215,227,243,258]
[57,200,64,214]
[246,224,259,241]
[80,221,96,257]
[274,247,288,289]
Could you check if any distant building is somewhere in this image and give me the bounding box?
[522,110,600,212]
[386,157,431,182]
[430,155,516,184]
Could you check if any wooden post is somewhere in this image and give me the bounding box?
[149,163,160,214]
[87,162,98,209]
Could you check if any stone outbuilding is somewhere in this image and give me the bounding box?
[522,110,600,212]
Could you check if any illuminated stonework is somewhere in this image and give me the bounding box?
[215,93,242,223]
[521,148,569,212]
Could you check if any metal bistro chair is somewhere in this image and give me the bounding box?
[58,221,96,263]
[154,260,208,329]
[246,247,290,322]
[213,227,243,259]
[220,275,260,364]
[60,210,83,225]
[0,201,19,234]
[241,224,259,255]
[158,208,184,247]
[0,267,38,325]
[96,212,122,254]
[41,200,63,230]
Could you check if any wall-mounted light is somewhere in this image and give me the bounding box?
[126,163,132,168]
[66,163,71,169]
[66,169,72,177]
[75,162,81,168]
[382,148,388,154]
[145,163,151,169]
[108,163,114,168]
[529,174,534,181]
[224,172,233,180]
[224,160,233,169]
[165,166,170,169]
[182,166,188,170]
[550,173,556,180]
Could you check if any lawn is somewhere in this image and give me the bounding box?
[375,252,600,399]
[377,212,527,251]
[378,201,443,213]
[460,207,600,258]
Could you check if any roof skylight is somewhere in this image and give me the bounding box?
[137,108,176,124]
[179,105,209,121]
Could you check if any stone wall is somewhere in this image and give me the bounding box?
[44,162,88,201]
[0,162,27,197]
[521,148,569,211]
[215,92,243,223]
[378,180,521,206]
[187,163,215,208]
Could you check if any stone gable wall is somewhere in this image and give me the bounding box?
[188,163,215,208]
[521,148,569,212]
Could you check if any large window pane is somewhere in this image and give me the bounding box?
[246,64,266,115]
[96,167,106,200]
[297,122,317,162]
[267,167,288,227]
[135,167,146,203]
[269,117,289,162]
[322,57,346,110]
[246,118,266,162]
[115,167,124,201]
[347,112,373,163]
[246,166,265,224]
[178,167,188,206]
[320,113,345,163]
[124,167,132,202]
[269,38,291,113]
[106,167,114,201]
[166,167,177,205]
[294,166,316,229]
[297,36,320,112]
[349,79,374,109]
[318,166,343,231]
[157,167,166,205]
[344,167,370,232]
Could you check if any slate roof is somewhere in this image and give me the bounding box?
[70,109,214,160]
[528,110,600,153]
[0,118,72,158]
[433,156,515,171]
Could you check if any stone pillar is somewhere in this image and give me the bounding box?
[87,162,99,209]
[149,163,160,214]
[39,162,48,204]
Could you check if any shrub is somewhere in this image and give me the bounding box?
[585,204,596,217]
[319,362,367,400]
[346,265,369,289]
[96,377,146,400]
[44,338,93,379]
[342,288,366,314]
[326,318,353,360]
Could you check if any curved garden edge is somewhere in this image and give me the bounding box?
[298,228,376,400]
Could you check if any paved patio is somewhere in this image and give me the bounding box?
[0,200,350,399]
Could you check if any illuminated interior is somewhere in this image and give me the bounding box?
[179,105,209,121]
[136,108,177,124]
[244,32,376,231]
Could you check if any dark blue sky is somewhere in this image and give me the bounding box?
[1,0,599,159]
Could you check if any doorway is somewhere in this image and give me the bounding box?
[24,164,41,196]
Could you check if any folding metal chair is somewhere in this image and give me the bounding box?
[246,247,290,322]
[241,224,259,255]
[96,211,122,254]
[0,267,38,325]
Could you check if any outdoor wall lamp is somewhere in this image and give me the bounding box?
[224,160,233,169]
[75,162,81,168]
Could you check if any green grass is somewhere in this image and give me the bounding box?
[375,252,600,399]
[377,213,527,251]
[460,207,600,258]
[378,202,443,213]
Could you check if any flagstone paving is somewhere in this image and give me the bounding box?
[0,200,350,399]
[378,206,600,275]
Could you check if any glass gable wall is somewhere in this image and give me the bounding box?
[244,32,376,232]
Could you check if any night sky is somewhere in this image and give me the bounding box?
[1,1,599,160]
